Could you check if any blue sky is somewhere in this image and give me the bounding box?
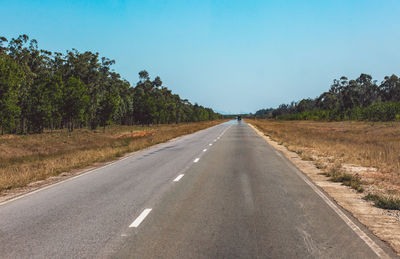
[2,0,400,113]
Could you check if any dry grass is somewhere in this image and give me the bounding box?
[0,120,226,192]
[247,119,400,197]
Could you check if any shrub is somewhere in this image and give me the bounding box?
[326,164,363,192]
[365,193,400,210]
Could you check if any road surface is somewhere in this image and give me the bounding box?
[0,121,396,258]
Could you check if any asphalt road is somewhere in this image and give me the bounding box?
[0,121,397,258]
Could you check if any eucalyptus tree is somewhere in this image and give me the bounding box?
[0,52,25,134]
[0,34,219,134]
[380,75,400,102]
[62,77,89,132]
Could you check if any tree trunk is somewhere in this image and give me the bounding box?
[20,117,26,134]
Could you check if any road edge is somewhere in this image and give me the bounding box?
[248,123,397,258]
[0,121,227,206]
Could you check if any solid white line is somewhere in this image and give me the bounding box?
[249,123,389,258]
[293,169,388,258]
[129,208,152,228]
[173,174,184,182]
[0,155,131,206]
[194,158,200,163]
[0,122,230,207]
[203,149,207,152]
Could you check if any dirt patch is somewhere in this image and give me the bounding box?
[248,123,400,256]
[114,130,155,139]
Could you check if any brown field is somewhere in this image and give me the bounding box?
[247,119,400,198]
[0,120,226,193]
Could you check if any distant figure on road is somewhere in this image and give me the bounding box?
[237,115,242,121]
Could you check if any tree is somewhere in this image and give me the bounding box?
[139,70,149,81]
[153,76,162,88]
[0,53,25,134]
[380,75,400,102]
[98,90,120,131]
[62,77,89,132]
[0,34,219,134]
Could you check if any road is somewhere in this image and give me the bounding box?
[0,121,396,258]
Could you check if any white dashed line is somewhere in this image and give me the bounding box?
[129,208,152,228]
[203,149,207,152]
[209,143,212,146]
[173,174,184,182]
[194,158,200,163]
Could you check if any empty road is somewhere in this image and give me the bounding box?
[0,121,396,258]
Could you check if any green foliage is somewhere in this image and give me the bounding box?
[0,34,220,134]
[361,102,400,121]
[325,164,363,192]
[62,77,89,131]
[257,73,400,122]
[331,173,364,193]
[98,90,120,130]
[274,102,400,122]
[365,193,400,210]
[0,53,25,133]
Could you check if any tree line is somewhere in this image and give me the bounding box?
[255,73,400,121]
[0,34,219,134]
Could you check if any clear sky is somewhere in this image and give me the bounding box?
[2,0,400,114]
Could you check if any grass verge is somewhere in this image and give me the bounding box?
[365,193,400,210]
[247,119,400,208]
[0,120,226,193]
[323,163,364,192]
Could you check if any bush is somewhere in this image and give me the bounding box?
[325,164,364,192]
[365,193,400,210]
[361,102,400,121]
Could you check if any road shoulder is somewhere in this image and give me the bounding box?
[248,123,400,257]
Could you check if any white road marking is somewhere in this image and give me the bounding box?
[209,143,212,146]
[173,174,184,182]
[248,124,389,259]
[194,158,200,163]
[218,124,232,138]
[214,139,217,142]
[2,126,215,207]
[0,154,133,206]
[275,150,284,158]
[203,149,207,152]
[0,123,229,207]
[129,208,152,228]
[292,168,389,258]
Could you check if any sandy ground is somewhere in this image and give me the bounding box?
[249,123,400,256]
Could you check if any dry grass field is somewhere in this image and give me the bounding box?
[0,120,226,193]
[247,119,400,207]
